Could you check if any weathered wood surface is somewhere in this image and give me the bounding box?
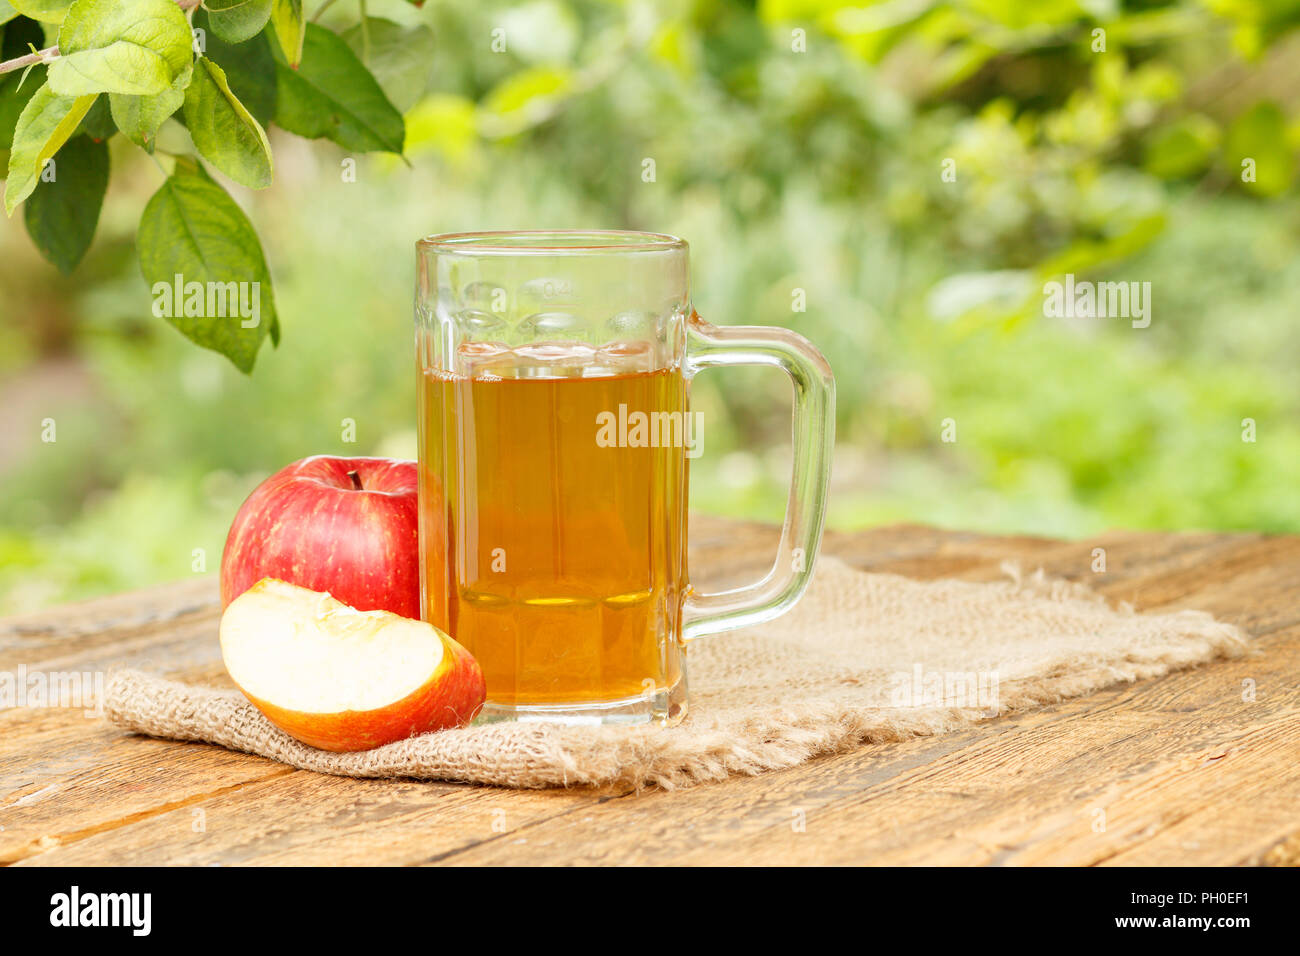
[1,517,1296,866]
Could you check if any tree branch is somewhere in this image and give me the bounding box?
[0,45,58,77]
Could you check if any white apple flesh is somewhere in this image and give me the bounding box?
[220,578,485,752]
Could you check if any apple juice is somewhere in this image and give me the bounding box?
[418,359,688,710]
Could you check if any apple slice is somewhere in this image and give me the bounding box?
[220,578,485,752]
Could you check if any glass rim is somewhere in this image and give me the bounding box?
[417,229,687,256]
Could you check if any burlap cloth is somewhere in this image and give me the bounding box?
[105,557,1249,790]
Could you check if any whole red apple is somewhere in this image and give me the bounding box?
[221,456,420,619]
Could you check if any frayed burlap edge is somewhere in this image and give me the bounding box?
[102,559,1251,790]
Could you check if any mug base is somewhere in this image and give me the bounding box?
[473,678,688,727]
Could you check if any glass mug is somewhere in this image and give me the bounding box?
[415,231,834,726]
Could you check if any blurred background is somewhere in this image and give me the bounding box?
[2,0,1299,613]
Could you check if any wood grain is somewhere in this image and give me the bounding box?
[1,516,1295,866]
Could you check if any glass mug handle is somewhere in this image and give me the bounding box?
[682,310,836,641]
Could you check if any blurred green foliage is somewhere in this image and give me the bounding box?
[2,0,1299,612]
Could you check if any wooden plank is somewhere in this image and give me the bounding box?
[13,769,601,867]
[0,577,218,650]
[1,524,1295,866]
[0,516,774,864]
[424,538,1300,866]
[0,732,295,864]
[425,625,1297,866]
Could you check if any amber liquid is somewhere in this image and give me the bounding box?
[419,365,688,707]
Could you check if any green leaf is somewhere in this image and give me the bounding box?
[403,92,474,158]
[479,66,574,138]
[72,87,114,138]
[49,0,193,96]
[272,23,403,154]
[137,167,279,373]
[341,17,435,113]
[109,85,182,150]
[0,15,45,149]
[269,0,303,68]
[1143,114,1220,180]
[9,0,70,23]
[22,132,107,272]
[183,56,272,189]
[192,7,275,125]
[1225,101,1296,197]
[482,67,574,117]
[203,0,272,45]
[4,81,96,214]
[1,1,19,26]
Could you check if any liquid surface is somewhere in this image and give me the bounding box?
[419,356,688,706]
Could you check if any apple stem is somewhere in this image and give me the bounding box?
[347,470,363,491]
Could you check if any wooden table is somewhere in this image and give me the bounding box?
[2,517,1296,866]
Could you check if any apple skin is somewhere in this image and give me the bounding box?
[241,629,486,752]
[221,456,421,619]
